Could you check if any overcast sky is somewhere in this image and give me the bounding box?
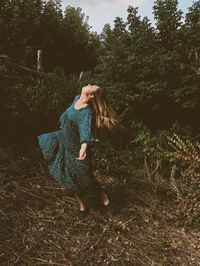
[61,0,195,33]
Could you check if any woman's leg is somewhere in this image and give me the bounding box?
[99,191,110,206]
[90,176,110,206]
[75,193,87,211]
[90,178,110,206]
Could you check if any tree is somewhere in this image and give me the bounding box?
[0,0,97,73]
[153,0,183,49]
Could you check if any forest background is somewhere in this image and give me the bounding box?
[1,0,200,171]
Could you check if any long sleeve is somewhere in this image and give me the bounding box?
[78,109,95,145]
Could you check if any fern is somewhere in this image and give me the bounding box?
[162,133,200,162]
[160,133,200,228]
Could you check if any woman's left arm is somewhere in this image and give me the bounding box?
[76,109,95,160]
[76,143,88,160]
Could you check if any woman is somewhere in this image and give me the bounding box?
[37,84,119,220]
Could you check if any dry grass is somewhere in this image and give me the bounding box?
[0,142,200,266]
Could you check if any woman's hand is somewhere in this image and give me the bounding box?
[76,143,87,160]
[76,150,86,160]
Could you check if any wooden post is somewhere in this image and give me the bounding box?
[37,49,42,72]
[79,71,83,80]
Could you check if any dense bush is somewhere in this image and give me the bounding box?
[83,1,200,136]
[0,66,81,140]
[0,0,98,72]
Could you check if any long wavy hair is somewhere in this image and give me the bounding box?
[90,87,119,129]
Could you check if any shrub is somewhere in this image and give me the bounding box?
[161,133,200,228]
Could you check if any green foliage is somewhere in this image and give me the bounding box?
[0,67,81,139]
[18,67,80,114]
[153,0,183,48]
[92,138,136,176]
[88,0,200,138]
[132,129,160,157]
[0,0,97,73]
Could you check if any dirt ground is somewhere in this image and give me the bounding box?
[0,142,200,266]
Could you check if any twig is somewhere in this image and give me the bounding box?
[30,257,70,265]
[29,183,64,203]
[0,206,9,218]
[18,186,54,203]
[46,229,69,242]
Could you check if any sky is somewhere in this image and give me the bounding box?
[61,0,195,33]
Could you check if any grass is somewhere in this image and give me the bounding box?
[0,142,200,265]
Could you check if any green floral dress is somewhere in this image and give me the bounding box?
[37,95,103,196]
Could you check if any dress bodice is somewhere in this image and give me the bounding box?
[58,95,95,151]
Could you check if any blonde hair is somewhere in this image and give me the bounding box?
[90,87,119,129]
